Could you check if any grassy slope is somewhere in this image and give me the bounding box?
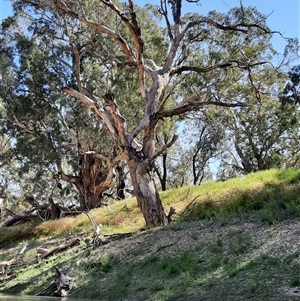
[1,168,300,300]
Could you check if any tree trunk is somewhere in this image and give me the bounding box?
[116,164,126,200]
[60,152,118,211]
[77,190,103,211]
[154,152,167,191]
[127,156,167,227]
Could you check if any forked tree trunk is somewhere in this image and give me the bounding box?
[60,152,117,211]
[127,157,168,227]
[78,153,114,210]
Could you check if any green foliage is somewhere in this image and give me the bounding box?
[280,65,300,104]
[0,1,171,207]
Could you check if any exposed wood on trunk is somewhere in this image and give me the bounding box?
[127,159,168,227]
[116,164,126,199]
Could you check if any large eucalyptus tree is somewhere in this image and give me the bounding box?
[10,0,287,226]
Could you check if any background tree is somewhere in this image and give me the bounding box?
[217,101,300,177]
[10,0,297,226]
[211,62,300,178]
[185,111,224,185]
[0,15,122,210]
[154,115,178,191]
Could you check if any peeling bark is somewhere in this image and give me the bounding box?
[60,151,122,210]
[127,157,168,227]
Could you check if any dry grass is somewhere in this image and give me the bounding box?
[33,217,76,236]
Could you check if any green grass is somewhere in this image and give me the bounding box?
[60,228,299,301]
[178,168,300,225]
[2,168,300,246]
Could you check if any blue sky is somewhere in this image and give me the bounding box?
[1,0,299,57]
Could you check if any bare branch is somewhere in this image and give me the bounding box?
[61,87,119,140]
[42,0,137,65]
[159,74,186,111]
[183,17,276,35]
[157,101,246,118]
[170,60,270,76]
[99,0,146,100]
[150,134,178,162]
[9,117,41,136]
[103,92,128,147]
[157,0,173,40]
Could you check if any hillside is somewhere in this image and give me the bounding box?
[1,169,300,300]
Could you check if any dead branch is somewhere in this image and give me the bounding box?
[157,100,246,119]
[156,237,181,252]
[182,195,201,215]
[4,214,42,227]
[150,134,178,162]
[36,247,50,256]
[2,207,16,217]
[170,60,269,76]
[184,17,280,35]
[167,207,177,224]
[0,258,15,280]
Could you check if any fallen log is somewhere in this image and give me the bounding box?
[36,231,137,297]
[36,247,50,256]
[4,214,41,227]
[40,238,80,259]
[37,241,87,297]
